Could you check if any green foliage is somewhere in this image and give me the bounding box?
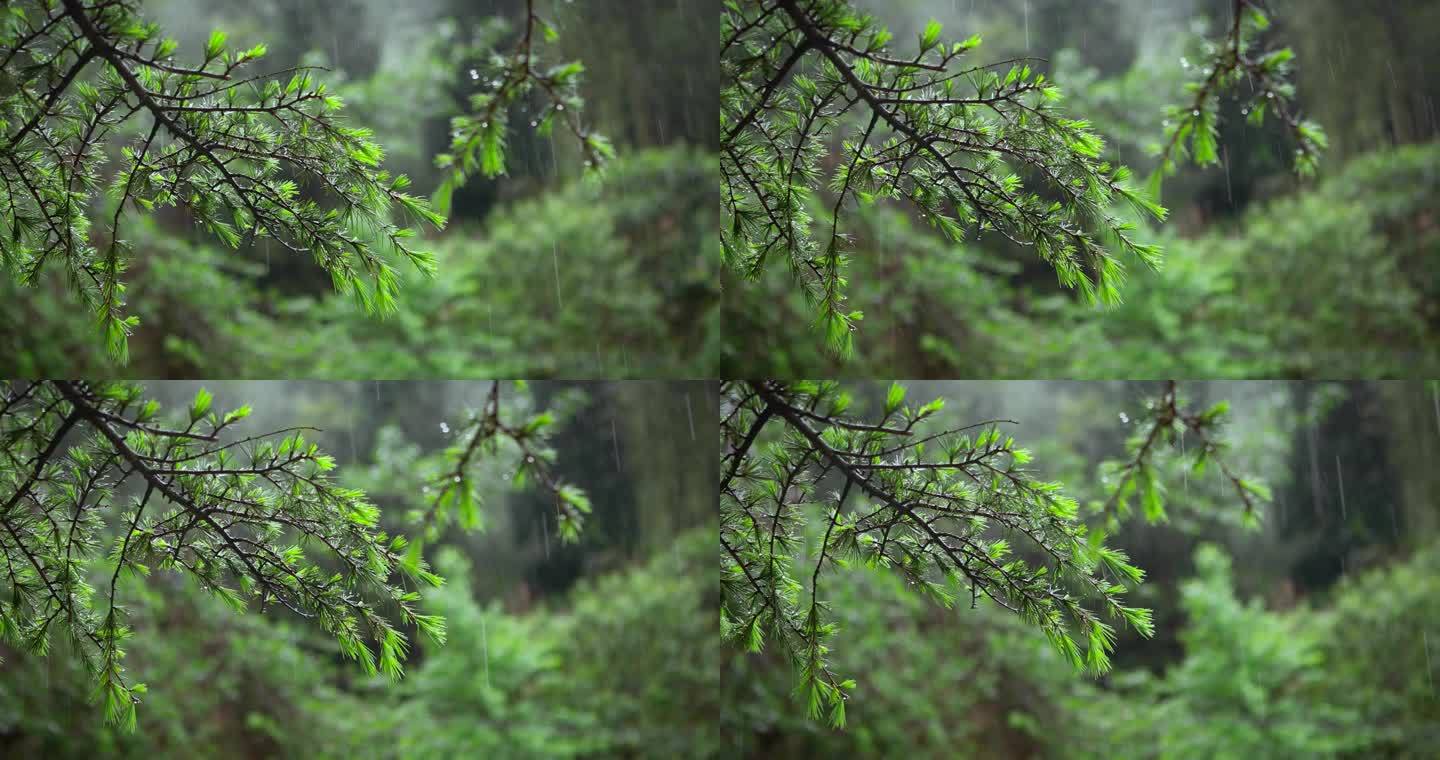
[0,569,356,757]
[433,1,612,215]
[357,382,593,549]
[722,0,1166,356]
[264,147,715,378]
[0,381,441,728]
[0,0,445,359]
[0,380,588,732]
[720,380,1153,727]
[1155,0,1327,189]
[725,531,1440,758]
[305,528,719,760]
[1096,382,1269,529]
[343,548,609,758]
[722,555,1090,758]
[725,142,1440,377]
[1305,539,1440,757]
[0,146,718,377]
[1061,541,1440,759]
[0,527,717,759]
[1099,545,1366,759]
[1060,143,1440,379]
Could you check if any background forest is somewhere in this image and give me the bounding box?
[723,0,1440,377]
[723,380,1440,758]
[0,0,718,378]
[0,381,721,758]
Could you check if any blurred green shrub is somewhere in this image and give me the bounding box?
[723,537,1440,759]
[332,528,718,759]
[1305,539,1440,757]
[0,146,718,378]
[0,528,715,759]
[725,142,1440,378]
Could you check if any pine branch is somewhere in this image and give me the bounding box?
[2,0,446,360]
[431,0,612,214]
[1100,380,1271,525]
[0,380,455,730]
[720,380,1155,728]
[722,0,1168,356]
[1155,0,1326,187]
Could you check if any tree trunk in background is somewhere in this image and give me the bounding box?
[1378,381,1440,545]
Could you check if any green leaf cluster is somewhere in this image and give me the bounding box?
[720,380,1153,728]
[723,0,1167,356]
[0,1,446,360]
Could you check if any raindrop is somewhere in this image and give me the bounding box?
[480,610,490,690]
[1179,428,1188,493]
[1432,385,1439,435]
[555,103,564,111]
[1335,456,1347,520]
[1023,0,1030,50]
[1192,109,1201,117]
[685,393,696,441]
[1222,145,1233,207]
[1118,412,1130,425]
[610,419,622,471]
[552,241,563,309]
[468,68,479,81]
[439,421,450,434]
[1424,631,1435,696]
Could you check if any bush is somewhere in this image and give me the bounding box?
[724,143,1440,378]
[0,528,716,759]
[0,147,719,379]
